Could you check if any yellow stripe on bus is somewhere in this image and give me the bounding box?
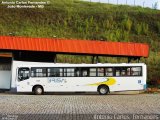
[88,78,116,86]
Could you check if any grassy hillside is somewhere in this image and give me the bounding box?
[0,0,160,84]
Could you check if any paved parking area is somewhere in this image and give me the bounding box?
[0,93,160,119]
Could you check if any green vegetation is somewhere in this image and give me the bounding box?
[0,0,160,84]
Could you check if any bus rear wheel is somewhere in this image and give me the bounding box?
[33,86,43,95]
[98,85,109,95]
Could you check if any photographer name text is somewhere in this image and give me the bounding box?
[1,1,50,9]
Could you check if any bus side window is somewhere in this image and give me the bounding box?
[131,67,142,76]
[121,68,128,76]
[48,68,62,77]
[115,68,121,76]
[105,68,113,76]
[98,68,104,76]
[18,68,30,81]
[81,68,89,77]
[75,68,80,77]
[31,68,47,77]
[127,68,131,76]
[67,68,75,77]
[64,68,75,77]
[89,68,96,77]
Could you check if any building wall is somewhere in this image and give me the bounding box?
[0,63,11,90]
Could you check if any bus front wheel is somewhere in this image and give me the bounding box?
[98,85,109,95]
[33,86,44,95]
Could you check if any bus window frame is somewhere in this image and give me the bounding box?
[89,67,97,77]
[130,66,143,76]
[113,66,142,77]
[47,67,64,77]
[28,66,143,78]
[64,67,76,77]
[31,67,47,77]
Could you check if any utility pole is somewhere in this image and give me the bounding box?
[154,2,158,9]
[152,4,153,9]
[143,1,145,8]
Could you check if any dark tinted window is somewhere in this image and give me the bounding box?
[64,68,75,77]
[105,67,113,76]
[29,66,142,78]
[131,67,142,76]
[89,68,96,76]
[75,68,80,77]
[31,68,47,77]
[48,68,63,77]
[97,68,104,76]
[81,68,89,77]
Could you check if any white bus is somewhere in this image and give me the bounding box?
[12,61,147,95]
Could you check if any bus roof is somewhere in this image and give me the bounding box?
[13,61,146,67]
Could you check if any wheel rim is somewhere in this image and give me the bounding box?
[100,87,107,94]
[36,88,42,94]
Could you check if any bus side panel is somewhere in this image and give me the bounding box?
[143,64,147,90]
[16,76,146,92]
[43,77,100,92]
[16,77,99,92]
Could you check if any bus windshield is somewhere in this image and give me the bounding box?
[18,68,30,81]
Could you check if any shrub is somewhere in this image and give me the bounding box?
[135,23,142,35]
[122,18,132,32]
[156,22,160,34]
[142,23,149,35]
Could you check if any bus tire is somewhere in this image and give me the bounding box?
[33,85,44,95]
[98,85,109,95]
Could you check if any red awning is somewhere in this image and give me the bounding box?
[0,36,149,57]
